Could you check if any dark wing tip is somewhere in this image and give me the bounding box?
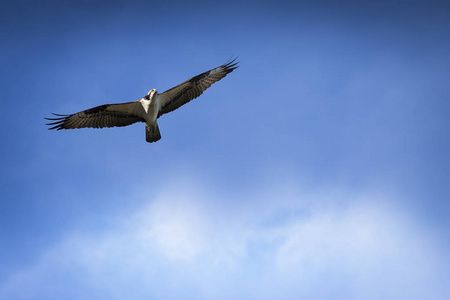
[44,113,69,130]
[222,56,239,72]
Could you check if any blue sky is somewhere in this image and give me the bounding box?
[1,0,450,299]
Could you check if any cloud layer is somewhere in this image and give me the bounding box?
[1,176,447,300]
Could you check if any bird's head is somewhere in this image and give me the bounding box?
[144,89,157,100]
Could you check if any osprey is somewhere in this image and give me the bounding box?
[45,58,238,143]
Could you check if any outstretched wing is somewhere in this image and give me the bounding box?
[45,101,145,130]
[158,58,239,117]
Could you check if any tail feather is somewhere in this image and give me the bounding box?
[146,122,161,143]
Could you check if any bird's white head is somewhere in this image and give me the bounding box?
[144,89,158,100]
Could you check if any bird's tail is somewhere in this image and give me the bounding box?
[146,122,161,143]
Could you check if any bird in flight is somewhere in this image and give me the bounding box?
[45,58,238,143]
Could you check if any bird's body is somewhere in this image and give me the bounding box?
[46,58,238,142]
[140,89,161,142]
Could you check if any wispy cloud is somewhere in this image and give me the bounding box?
[1,175,447,300]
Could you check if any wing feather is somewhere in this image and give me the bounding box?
[158,58,239,117]
[45,101,145,130]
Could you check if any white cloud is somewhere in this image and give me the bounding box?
[1,177,447,300]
